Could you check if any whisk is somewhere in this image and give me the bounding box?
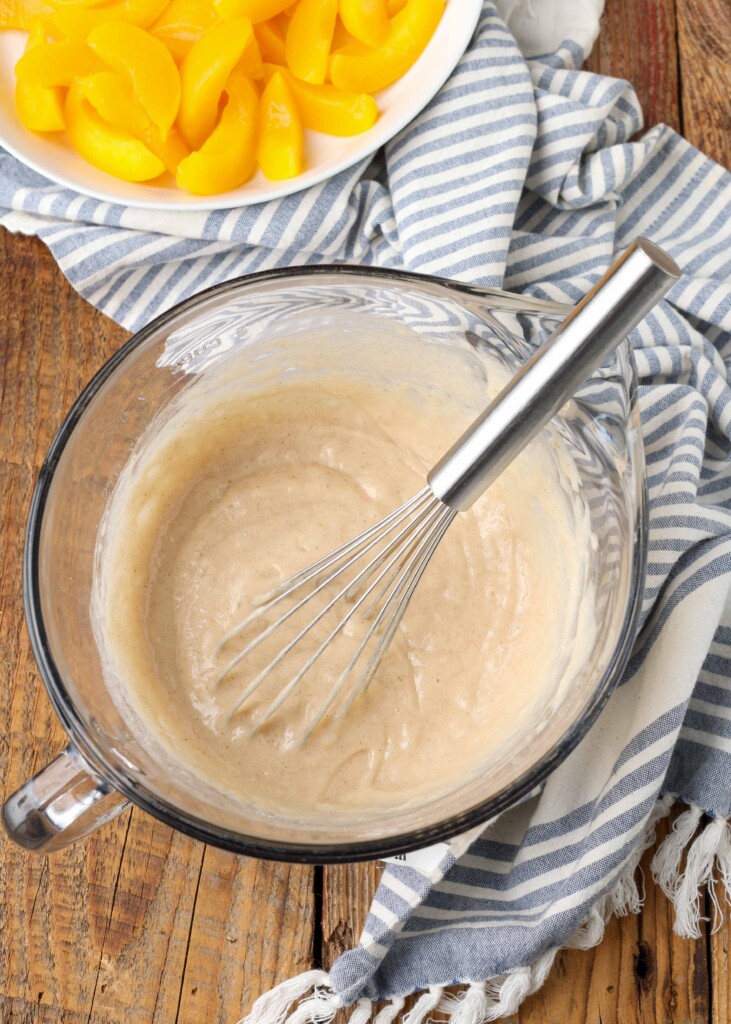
[215,238,681,741]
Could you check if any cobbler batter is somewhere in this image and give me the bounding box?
[93,328,596,818]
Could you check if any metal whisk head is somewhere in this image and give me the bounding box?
[213,239,680,744]
[215,487,456,742]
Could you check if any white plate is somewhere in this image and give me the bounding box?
[0,2,482,211]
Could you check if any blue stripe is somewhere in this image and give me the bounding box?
[3,3,731,1003]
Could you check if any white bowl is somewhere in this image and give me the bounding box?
[0,1,482,211]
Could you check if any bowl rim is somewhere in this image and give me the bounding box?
[0,0,483,211]
[23,264,649,863]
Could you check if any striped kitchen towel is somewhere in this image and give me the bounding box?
[3,3,731,1022]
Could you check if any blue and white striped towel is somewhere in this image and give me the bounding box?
[3,4,731,1022]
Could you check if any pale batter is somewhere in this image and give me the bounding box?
[93,325,596,821]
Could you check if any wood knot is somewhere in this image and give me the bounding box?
[633,940,655,992]
[326,920,355,956]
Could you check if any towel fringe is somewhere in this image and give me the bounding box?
[237,798,731,1024]
[439,982,491,1024]
[401,985,444,1024]
[651,803,731,937]
[286,995,341,1024]
[609,792,675,917]
[236,970,340,1024]
[372,997,405,1024]
[347,998,373,1024]
[485,967,534,1019]
[650,803,703,899]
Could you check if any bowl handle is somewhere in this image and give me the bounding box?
[2,744,129,853]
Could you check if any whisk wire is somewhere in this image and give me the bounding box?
[353,506,456,701]
[300,503,456,741]
[240,497,448,734]
[292,501,450,737]
[264,486,432,600]
[214,488,433,685]
[215,487,432,657]
[221,495,443,720]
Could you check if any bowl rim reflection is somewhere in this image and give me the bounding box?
[23,265,649,863]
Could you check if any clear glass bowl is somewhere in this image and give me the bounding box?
[2,267,647,861]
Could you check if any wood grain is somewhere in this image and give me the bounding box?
[676,0,731,168]
[0,233,315,1024]
[323,864,380,963]
[711,898,729,1024]
[586,0,681,134]
[2,2,731,1021]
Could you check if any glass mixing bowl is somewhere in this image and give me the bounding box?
[2,267,647,860]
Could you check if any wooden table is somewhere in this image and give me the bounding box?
[1,2,730,1021]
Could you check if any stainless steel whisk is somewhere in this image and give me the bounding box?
[215,239,681,741]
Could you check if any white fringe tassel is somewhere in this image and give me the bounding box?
[238,799,731,1024]
[650,803,703,899]
[401,985,444,1024]
[372,997,405,1024]
[651,803,731,937]
[347,998,373,1024]
[237,970,341,1024]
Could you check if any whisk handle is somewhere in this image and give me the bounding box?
[427,237,681,512]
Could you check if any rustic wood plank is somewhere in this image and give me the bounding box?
[711,897,729,1024]
[0,232,316,1024]
[323,861,426,1024]
[0,994,90,1024]
[676,0,731,168]
[5,0,731,1016]
[0,230,124,1021]
[174,851,315,1024]
[585,0,681,134]
[323,863,380,963]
